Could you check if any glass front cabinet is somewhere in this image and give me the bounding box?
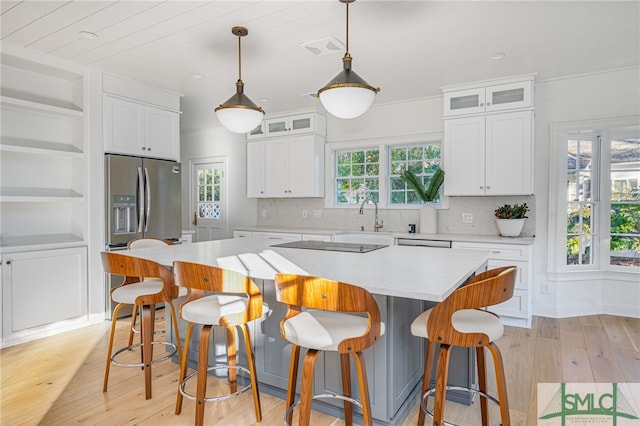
[444,79,533,117]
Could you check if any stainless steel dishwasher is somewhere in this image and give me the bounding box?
[397,238,452,248]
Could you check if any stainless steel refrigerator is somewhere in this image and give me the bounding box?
[105,154,181,318]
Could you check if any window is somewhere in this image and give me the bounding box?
[558,123,640,270]
[335,149,380,204]
[389,144,442,205]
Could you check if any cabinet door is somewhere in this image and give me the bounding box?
[287,136,318,197]
[485,111,533,195]
[443,116,485,195]
[485,81,532,112]
[145,107,179,161]
[104,96,144,156]
[264,117,290,137]
[287,113,315,135]
[2,247,87,336]
[246,122,265,140]
[247,141,266,198]
[443,87,485,117]
[265,139,290,196]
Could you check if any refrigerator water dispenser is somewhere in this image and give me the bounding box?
[112,195,136,234]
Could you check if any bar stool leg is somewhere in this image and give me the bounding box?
[166,300,182,359]
[241,323,262,422]
[476,347,489,426]
[299,349,320,426]
[141,303,156,400]
[353,351,373,426]
[285,344,301,426]
[176,322,195,415]
[433,344,452,426]
[226,326,238,394]
[104,303,126,392]
[196,325,212,426]
[340,353,353,426]
[128,305,138,348]
[488,343,511,426]
[417,341,436,426]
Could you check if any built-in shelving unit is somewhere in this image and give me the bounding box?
[0,43,89,346]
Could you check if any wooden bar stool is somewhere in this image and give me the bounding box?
[173,261,263,426]
[274,273,384,426]
[410,266,517,426]
[101,251,182,400]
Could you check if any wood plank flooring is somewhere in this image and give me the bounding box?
[1,314,638,425]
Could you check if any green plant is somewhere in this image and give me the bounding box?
[399,167,444,203]
[494,203,529,219]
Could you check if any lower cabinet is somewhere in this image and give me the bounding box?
[452,241,533,327]
[1,247,87,343]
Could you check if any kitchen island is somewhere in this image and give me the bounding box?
[125,238,490,426]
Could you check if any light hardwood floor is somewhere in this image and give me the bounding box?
[2,314,639,425]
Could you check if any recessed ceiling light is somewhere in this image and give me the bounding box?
[191,73,203,79]
[259,98,269,103]
[78,31,98,39]
[491,53,506,60]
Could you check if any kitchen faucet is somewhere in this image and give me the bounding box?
[359,197,384,232]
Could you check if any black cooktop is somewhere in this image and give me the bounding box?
[270,240,387,253]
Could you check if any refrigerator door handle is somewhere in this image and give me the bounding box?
[144,167,151,233]
[137,166,145,233]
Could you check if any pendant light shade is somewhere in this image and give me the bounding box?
[317,0,379,119]
[215,26,264,133]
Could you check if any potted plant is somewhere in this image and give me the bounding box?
[494,203,529,237]
[400,167,444,233]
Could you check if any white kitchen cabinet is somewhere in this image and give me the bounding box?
[233,230,253,238]
[452,241,532,328]
[443,80,533,117]
[103,95,179,161]
[444,110,533,196]
[0,45,87,252]
[246,141,266,197]
[301,233,332,242]
[247,135,325,198]
[250,231,301,242]
[1,247,87,341]
[264,112,326,138]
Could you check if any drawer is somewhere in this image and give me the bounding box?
[252,232,301,241]
[452,242,531,261]
[233,230,252,238]
[488,289,529,319]
[487,259,528,291]
[301,233,332,242]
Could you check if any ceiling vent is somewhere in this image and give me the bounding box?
[299,36,345,56]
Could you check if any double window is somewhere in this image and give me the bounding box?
[333,139,442,207]
[552,119,639,271]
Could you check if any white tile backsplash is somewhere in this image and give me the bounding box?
[257,196,535,236]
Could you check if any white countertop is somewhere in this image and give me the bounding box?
[234,226,534,245]
[125,237,490,302]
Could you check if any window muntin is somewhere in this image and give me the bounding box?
[389,144,442,205]
[197,167,222,219]
[335,149,380,204]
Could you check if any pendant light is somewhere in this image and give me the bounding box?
[317,0,379,119]
[215,26,264,133]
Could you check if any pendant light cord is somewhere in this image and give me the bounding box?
[237,32,242,81]
[345,0,350,55]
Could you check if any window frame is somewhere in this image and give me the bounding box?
[324,134,446,209]
[549,117,640,274]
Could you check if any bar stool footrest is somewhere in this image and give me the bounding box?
[111,341,178,368]
[284,392,363,426]
[179,364,252,403]
[421,385,502,426]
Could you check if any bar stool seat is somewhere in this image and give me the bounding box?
[411,266,517,426]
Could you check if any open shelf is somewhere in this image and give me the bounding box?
[0,233,85,252]
[0,187,83,202]
[0,137,82,158]
[0,95,82,119]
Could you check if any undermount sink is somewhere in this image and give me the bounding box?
[333,232,395,246]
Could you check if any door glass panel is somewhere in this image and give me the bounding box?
[491,88,524,105]
[268,121,286,133]
[291,117,311,130]
[450,94,480,110]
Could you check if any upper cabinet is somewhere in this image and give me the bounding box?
[443,80,533,117]
[247,112,326,140]
[442,76,535,196]
[103,95,179,161]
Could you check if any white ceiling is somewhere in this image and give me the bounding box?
[2,1,639,132]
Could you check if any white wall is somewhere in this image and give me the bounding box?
[180,128,257,239]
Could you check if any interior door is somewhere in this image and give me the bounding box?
[192,160,226,242]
